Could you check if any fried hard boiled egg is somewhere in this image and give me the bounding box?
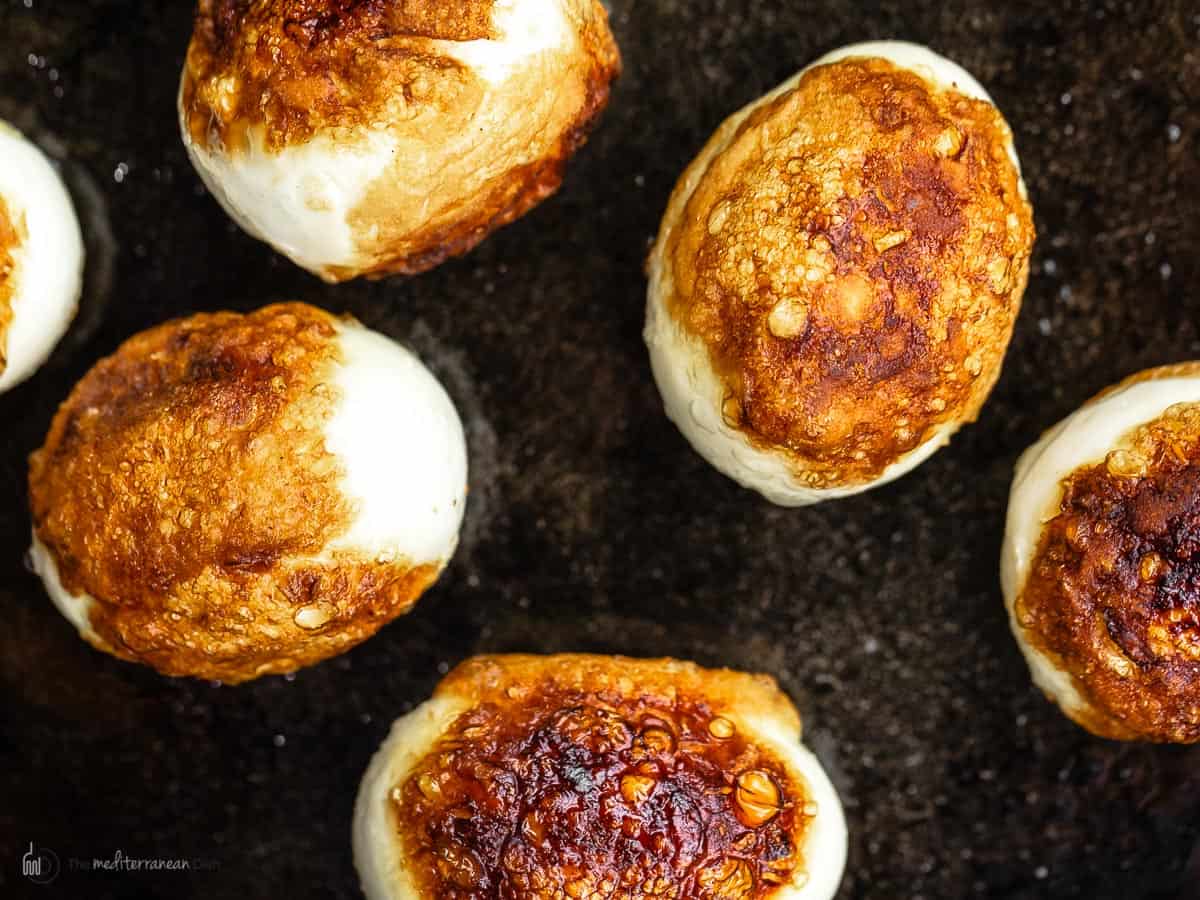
[1004,364,1200,742]
[646,41,1034,505]
[354,654,847,899]
[29,302,467,683]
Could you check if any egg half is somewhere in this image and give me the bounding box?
[354,654,847,900]
[29,302,467,683]
[645,41,1034,505]
[1003,363,1200,742]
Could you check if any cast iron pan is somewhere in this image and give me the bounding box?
[2,1,1198,898]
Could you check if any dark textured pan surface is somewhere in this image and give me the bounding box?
[1,1,1199,897]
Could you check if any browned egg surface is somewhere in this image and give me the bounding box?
[182,0,497,152]
[180,0,621,279]
[661,57,1034,488]
[28,302,437,683]
[0,195,20,373]
[394,674,811,898]
[1018,400,1200,742]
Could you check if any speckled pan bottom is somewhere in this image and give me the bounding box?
[1,1,1199,898]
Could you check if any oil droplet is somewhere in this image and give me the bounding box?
[697,857,754,896]
[620,774,656,806]
[707,200,731,235]
[934,125,963,158]
[639,726,675,754]
[1140,552,1165,582]
[417,773,441,801]
[735,769,782,827]
[435,840,484,889]
[708,717,735,739]
[1105,449,1147,478]
[721,395,741,428]
[767,298,808,339]
[293,604,333,629]
[873,230,910,252]
[803,801,820,817]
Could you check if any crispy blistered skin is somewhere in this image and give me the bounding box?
[182,0,500,154]
[28,303,439,683]
[183,0,501,153]
[180,0,621,281]
[654,54,1033,491]
[1008,364,1200,742]
[355,654,849,900]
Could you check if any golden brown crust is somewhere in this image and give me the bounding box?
[28,302,436,683]
[0,196,21,374]
[661,58,1034,488]
[1017,402,1200,742]
[393,654,812,898]
[182,0,497,152]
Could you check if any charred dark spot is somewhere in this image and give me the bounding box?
[395,688,806,897]
[872,97,908,131]
[221,548,280,572]
[1019,416,1200,742]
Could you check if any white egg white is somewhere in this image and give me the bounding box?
[0,121,84,393]
[353,693,848,900]
[32,317,468,650]
[353,696,468,900]
[644,41,1024,506]
[1000,373,1200,719]
[325,318,468,565]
